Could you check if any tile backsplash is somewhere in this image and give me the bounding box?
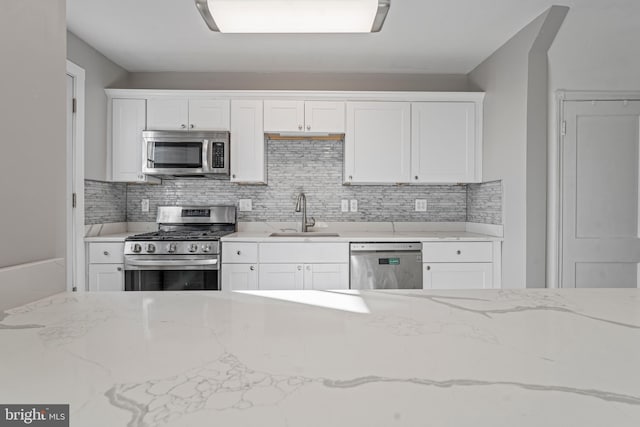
[86,139,502,225]
[84,179,126,225]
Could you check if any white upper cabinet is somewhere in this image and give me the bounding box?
[111,98,159,183]
[344,102,411,184]
[230,100,265,183]
[411,102,479,183]
[264,100,345,133]
[147,98,230,131]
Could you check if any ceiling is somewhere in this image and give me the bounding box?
[67,0,611,74]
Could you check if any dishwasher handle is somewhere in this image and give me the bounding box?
[350,242,422,252]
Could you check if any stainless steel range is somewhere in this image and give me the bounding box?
[124,206,236,291]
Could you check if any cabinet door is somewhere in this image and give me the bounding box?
[112,98,148,182]
[303,264,349,290]
[222,264,258,291]
[411,102,477,183]
[345,102,411,184]
[89,264,124,291]
[230,100,265,183]
[188,99,230,131]
[305,101,345,133]
[259,264,304,290]
[147,98,189,130]
[264,100,304,132]
[423,263,493,289]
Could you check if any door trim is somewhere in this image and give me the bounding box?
[550,90,640,288]
[66,60,85,292]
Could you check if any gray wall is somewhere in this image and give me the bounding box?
[0,0,67,304]
[125,72,470,91]
[67,31,129,181]
[468,7,566,289]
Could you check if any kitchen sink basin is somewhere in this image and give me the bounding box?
[269,232,340,237]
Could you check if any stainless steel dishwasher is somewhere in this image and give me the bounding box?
[350,243,423,289]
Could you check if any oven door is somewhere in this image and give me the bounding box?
[124,257,220,291]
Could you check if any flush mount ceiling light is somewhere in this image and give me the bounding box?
[194,0,391,33]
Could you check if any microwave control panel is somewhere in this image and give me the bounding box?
[212,142,225,168]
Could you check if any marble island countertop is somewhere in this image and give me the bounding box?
[1,289,639,426]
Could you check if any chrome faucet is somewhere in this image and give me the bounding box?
[295,192,315,232]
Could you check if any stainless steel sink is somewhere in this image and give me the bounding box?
[269,232,340,237]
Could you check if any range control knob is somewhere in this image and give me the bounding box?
[167,243,177,253]
[202,244,212,253]
[188,243,199,253]
[132,244,142,253]
[146,243,156,253]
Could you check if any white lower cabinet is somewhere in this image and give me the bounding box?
[87,242,125,291]
[303,263,349,290]
[89,264,124,292]
[423,263,493,290]
[421,241,499,289]
[222,264,258,291]
[259,264,305,290]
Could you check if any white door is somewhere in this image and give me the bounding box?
[188,99,230,131]
[222,264,258,291]
[411,102,477,183]
[259,264,304,290]
[230,100,265,183]
[305,101,345,133]
[423,263,493,289]
[561,100,640,288]
[263,100,304,132]
[147,98,189,130]
[112,99,147,182]
[89,264,124,291]
[303,264,349,290]
[344,102,411,184]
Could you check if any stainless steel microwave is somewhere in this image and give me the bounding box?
[142,130,230,178]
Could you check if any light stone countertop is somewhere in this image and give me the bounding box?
[222,230,502,242]
[84,232,138,243]
[1,289,639,426]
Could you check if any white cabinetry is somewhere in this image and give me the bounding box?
[221,242,258,290]
[147,98,230,131]
[411,102,479,183]
[421,241,497,289]
[111,99,159,183]
[344,102,411,184]
[264,100,345,133]
[87,242,124,291]
[258,242,349,290]
[230,100,265,183]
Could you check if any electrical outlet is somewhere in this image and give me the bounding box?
[341,199,349,212]
[415,199,427,212]
[239,199,252,211]
[141,199,149,212]
[350,199,358,212]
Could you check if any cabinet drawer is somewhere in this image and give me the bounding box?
[421,242,492,262]
[89,242,124,264]
[259,243,348,263]
[222,242,258,263]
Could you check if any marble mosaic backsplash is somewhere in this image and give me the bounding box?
[84,179,126,225]
[86,139,502,225]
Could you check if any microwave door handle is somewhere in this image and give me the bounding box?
[202,140,211,173]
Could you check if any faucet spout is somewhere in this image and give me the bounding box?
[295,192,315,232]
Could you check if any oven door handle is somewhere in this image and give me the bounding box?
[125,258,219,270]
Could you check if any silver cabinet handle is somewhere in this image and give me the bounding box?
[232,174,236,179]
[457,250,461,255]
[306,124,311,131]
[181,124,186,129]
[306,265,311,271]
[297,265,302,271]
[349,175,352,180]
[117,267,122,272]
[426,265,431,271]
[298,125,303,130]
[236,250,241,255]
[250,265,255,271]
[190,124,195,129]
[415,176,419,180]
[103,251,109,256]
